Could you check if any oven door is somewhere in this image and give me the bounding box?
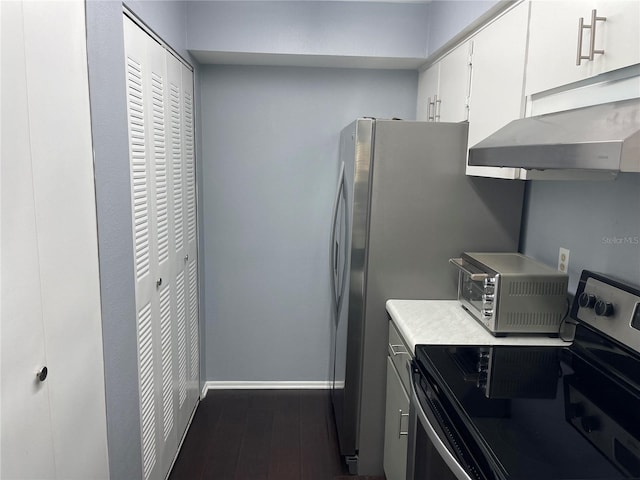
[407,361,490,480]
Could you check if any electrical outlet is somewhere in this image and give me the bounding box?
[558,247,570,273]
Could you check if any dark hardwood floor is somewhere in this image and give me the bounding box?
[169,389,381,480]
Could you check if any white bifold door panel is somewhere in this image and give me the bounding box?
[1,1,109,478]
[123,14,200,480]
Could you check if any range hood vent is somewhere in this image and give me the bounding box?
[468,98,640,172]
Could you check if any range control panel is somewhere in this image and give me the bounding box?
[571,270,640,353]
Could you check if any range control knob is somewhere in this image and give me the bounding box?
[594,300,614,317]
[476,372,488,389]
[477,355,490,372]
[578,292,597,309]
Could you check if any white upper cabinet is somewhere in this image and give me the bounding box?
[466,1,530,178]
[438,42,472,122]
[416,41,471,122]
[416,62,439,121]
[526,0,640,96]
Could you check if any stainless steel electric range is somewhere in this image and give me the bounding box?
[407,270,640,480]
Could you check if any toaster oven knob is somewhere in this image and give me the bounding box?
[484,278,496,287]
[594,300,614,317]
[578,292,597,309]
[482,294,495,303]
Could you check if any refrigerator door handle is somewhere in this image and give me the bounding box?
[330,162,346,318]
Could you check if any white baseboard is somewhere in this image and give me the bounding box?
[201,380,332,398]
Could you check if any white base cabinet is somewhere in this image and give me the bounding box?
[383,322,412,480]
[384,358,410,480]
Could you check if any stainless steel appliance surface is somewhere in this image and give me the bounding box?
[468,98,640,172]
[408,270,640,480]
[450,252,569,336]
[329,119,525,475]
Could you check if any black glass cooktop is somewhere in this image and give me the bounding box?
[415,325,640,480]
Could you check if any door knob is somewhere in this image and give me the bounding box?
[36,366,48,382]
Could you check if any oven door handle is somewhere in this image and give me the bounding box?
[409,375,473,480]
[449,258,488,281]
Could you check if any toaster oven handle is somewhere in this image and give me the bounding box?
[449,258,489,281]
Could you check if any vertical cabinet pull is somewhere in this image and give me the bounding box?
[588,9,606,60]
[434,94,441,122]
[427,96,434,121]
[576,9,606,65]
[398,409,409,438]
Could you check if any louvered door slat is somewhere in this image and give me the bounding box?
[159,285,174,440]
[127,57,150,281]
[170,84,184,255]
[184,90,196,246]
[176,270,187,407]
[152,73,169,266]
[138,303,157,480]
[188,260,199,381]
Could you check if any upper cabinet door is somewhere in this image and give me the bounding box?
[416,63,439,121]
[466,2,529,179]
[438,41,472,123]
[526,0,640,96]
[597,1,640,75]
[416,42,470,123]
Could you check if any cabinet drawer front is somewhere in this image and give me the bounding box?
[388,322,412,393]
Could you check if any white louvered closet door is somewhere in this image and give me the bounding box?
[124,17,162,480]
[181,59,200,421]
[124,14,199,480]
[166,52,198,440]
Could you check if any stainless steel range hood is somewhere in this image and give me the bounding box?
[468,98,640,172]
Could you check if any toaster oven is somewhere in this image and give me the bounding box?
[449,252,568,336]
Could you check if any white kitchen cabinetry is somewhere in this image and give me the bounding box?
[526,1,640,96]
[123,15,200,480]
[417,63,439,121]
[383,322,412,480]
[416,41,471,123]
[1,1,109,478]
[466,1,530,179]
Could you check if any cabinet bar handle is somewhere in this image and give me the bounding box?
[427,96,434,121]
[398,409,409,438]
[589,9,606,61]
[576,9,606,65]
[576,16,589,65]
[434,94,441,122]
[389,344,408,356]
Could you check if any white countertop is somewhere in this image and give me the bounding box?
[386,299,571,354]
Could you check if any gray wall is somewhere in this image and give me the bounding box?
[200,65,417,382]
[426,0,499,55]
[85,2,194,478]
[522,174,640,293]
[186,1,430,59]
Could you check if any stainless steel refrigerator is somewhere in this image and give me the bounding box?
[329,119,525,475]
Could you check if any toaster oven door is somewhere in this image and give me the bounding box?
[449,258,491,322]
